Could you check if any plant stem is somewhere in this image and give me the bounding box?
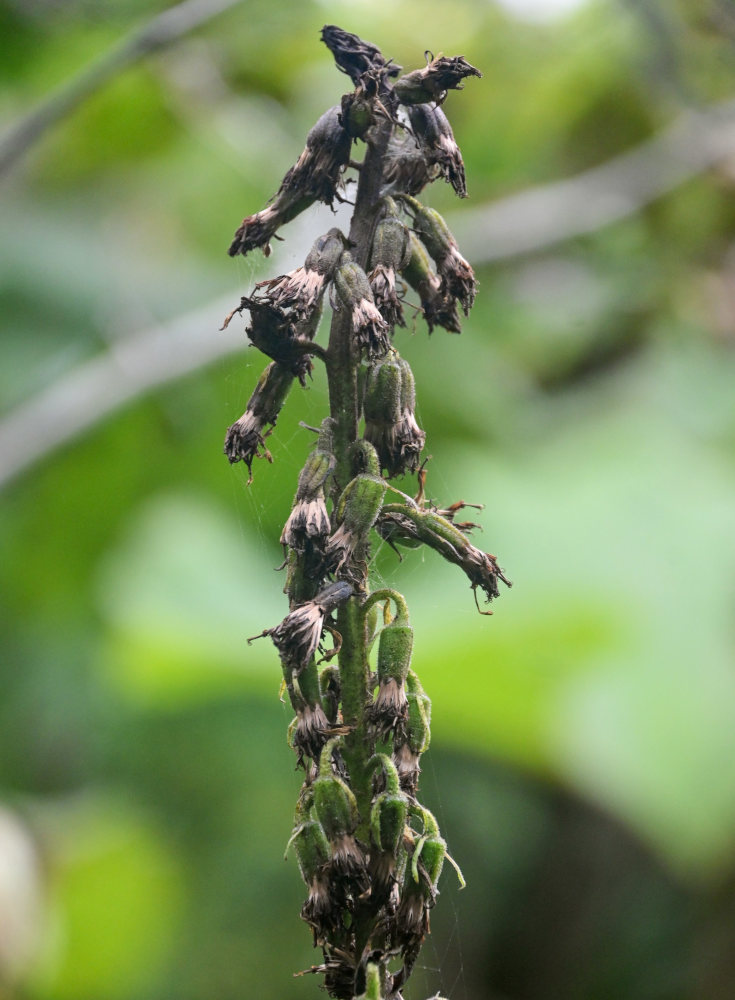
[325,119,392,837]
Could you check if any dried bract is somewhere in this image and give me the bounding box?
[333,252,391,359]
[398,194,476,315]
[228,106,351,257]
[408,103,467,198]
[321,24,400,85]
[223,361,294,478]
[259,580,353,675]
[394,53,482,105]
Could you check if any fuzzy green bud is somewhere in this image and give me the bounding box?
[406,689,431,755]
[370,216,411,272]
[371,791,408,855]
[291,819,330,884]
[335,473,386,534]
[313,773,358,840]
[364,358,402,427]
[376,612,413,686]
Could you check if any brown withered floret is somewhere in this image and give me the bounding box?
[408,103,467,198]
[228,106,351,257]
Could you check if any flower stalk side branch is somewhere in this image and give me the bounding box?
[223,25,509,1000]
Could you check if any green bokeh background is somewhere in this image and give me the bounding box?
[3,1,735,998]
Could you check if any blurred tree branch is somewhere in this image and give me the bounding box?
[3,97,735,490]
[456,96,735,262]
[0,0,245,177]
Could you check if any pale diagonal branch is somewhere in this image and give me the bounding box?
[0,0,245,177]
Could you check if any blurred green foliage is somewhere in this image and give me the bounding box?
[3,0,735,997]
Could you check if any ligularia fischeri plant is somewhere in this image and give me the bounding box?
[222,25,510,1000]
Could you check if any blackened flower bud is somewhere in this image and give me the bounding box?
[223,361,294,479]
[394,54,482,106]
[333,252,391,359]
[398,194,476,315]
[401,231,462,334]
[407,103,467,198]
[228,106,350,257]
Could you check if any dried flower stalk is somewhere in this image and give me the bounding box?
[222,25,508,1000]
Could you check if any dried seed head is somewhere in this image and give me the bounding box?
[398,194,476,314]
[407,103,467,198]
[259,229,345,318]
[261,580,353,674]
[293,702,332,762]
[228,106,350,257]
[333,253,391,359]
[382,127,437,196]
[321,24,400,85]
[394,53,482,105]
[368,213,411,328]
[326,470,387,577]
[281,421,335,551]
[401,232,462,334]
[223,361,294,476]
[364,356,425,478]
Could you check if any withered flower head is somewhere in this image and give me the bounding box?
[321,24,400,85]
[293,702,332,762]
[262,580,353,674]
[325,468,387,577]
[394,53,482,105]
[258,229,346,319]
[228,106,350,257]
[368,210,411,329]
[281,495,330,551]
[382,126,437,196]
[398,195,476,315]
[407,103,467,199]
[237,294,315,382]
[281,419,335,551]
[401,231,462,334]
[223,361,294,478]
[364,356,425,478]
[333,252,391,359]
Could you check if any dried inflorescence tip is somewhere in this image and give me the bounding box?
[408,103,467,198]
[321,24,400,85]
[255,580,353,675]
[333,252,391,359]
[225,27,506,1000]
[394,53,482,105]
[228,106,351,257]
[223,361,294,478]
[398,194,477,315]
